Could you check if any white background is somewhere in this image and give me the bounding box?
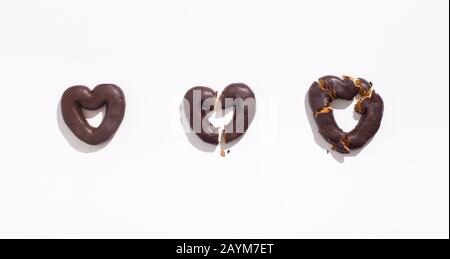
[0,0,448,238]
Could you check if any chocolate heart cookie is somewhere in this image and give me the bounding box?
[61,84,126,145]
[183,83,256,147]
[308,75,384,154]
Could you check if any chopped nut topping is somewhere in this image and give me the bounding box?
[318,79,329,91]
[355,89,373,113]
[341,136,350,153]
[314,107,333,117]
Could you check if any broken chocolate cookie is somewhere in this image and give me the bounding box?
[308,75,384,154]
[182,83,256,150]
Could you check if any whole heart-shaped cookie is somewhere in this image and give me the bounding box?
[61,84,126,145]
[183,83,256,146]
[308,75,384,154]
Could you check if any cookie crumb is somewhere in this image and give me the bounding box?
[220,148,226,157]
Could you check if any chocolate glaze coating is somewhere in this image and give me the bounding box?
[320,75,359,100]
[183,83,256,146]
[183,86,219,145]
[314,110,345,148]
[61,84,126,145]
[219,83,256,143]
[347,91,384,149]
[308,81,333,112]
[308,76,384,154]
